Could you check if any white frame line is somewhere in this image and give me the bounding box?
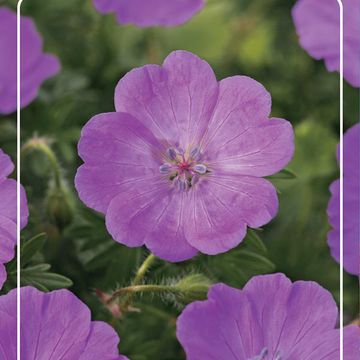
[16,1,24,360]
[15,1,345,360]
[336,1,344,360]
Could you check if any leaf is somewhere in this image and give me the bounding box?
[266,168,297,180]
[20,233,47,266]
[20,264,73,291]
[204,231,275,288]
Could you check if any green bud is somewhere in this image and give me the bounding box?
[175,273,212,304]
[45,182,74,230]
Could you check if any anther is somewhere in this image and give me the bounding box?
[249,348,268,360]
[159,163,172,174]
[194,164,207,174]
[190,147,200,160]
[166,148,177,160]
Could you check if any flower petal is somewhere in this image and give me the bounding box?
[0,310,16,359]
[75,112,162,213]
[206,117,294,177]
[114,50,219,149]
[327,179,359,275]
[0,149,14,179]
[106,181,197,262]
[80,321,123,360]
[199,76,272,153]
[94,0,204,27]
[19,287,91,358]
[184,175,278,254]
[243,274,339,358]
[177,294,241,360]
[292,0,360,87]
[0,179,28,229]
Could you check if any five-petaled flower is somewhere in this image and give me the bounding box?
[0,7,60,115]
[0,149,28,289]
[292,0,360,88]
[76,51,294,262]
[177,273,360,360]
[327,124,359,276]
[92,0,204,27]
[0,286,128,359]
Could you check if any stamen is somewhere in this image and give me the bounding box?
[166,148,177,160]
[191,174,199,187]
[177,178,187,191]
[159,163,172,174]
[194,164,207,174]
[190,147,200,160]
[249,348,268,360]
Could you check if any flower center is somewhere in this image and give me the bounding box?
[159,146,208,190]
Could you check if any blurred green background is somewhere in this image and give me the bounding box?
[1,0,358,359]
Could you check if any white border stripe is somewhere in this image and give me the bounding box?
[15,1,345,360]
[16,1,24,360]
[336,1,344,360]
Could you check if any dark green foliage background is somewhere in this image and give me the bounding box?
[1,0,358,359]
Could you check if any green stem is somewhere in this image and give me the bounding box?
[22,137,62,188]
[109,284,177,304]
[120,253,157,310]
[133,253,157,285]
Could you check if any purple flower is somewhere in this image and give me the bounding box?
[292,0,360,87]
[0,7,60,115]
[92,0,204,27]
[0,286,128,359]
[327,124,359,276]
[75,51,294,262]
[0,149,28,289]
[177,273,360,360]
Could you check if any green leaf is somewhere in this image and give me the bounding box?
[266,168,297,180]
[205,231,275,288]
[20,233,47,266]
[20,264,73,291]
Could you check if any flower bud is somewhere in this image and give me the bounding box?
[175,274,212,304]
[45,182,74,230]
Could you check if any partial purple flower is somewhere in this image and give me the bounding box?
[292,0,360,87]
[0,7,60,115]
[177,273,360,360]
[92,0,204,27]
[75,51,294,262]
[0,286,128,359]
[327,124,359,275]
[0,149,28,289]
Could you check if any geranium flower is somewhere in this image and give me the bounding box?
[75,50,294,262]
[92,0,204,27]
[292,0,360,87]
[177,273,360,359]
[0,7,60,115]
[0,149,28,289]
[0,286,128,359]
[327,124,359,276]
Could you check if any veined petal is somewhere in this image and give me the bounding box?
[93,0,204,27]
[0,149,14,180]
[75,112,162,213]
[207,118,294,177]
[114,50,219,149]
[106,180,197,262]
[80,322,124,360]
[199,76,272,154]
[0,179,29,230]
[184,175,278,254]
